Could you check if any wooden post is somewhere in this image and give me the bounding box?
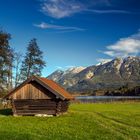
[56,100,62,116]
[11,99,17,116]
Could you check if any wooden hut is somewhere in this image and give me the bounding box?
[4,76,74,116]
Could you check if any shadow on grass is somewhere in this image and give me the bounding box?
[0,108,12,116]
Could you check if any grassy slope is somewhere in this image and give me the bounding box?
[0,102,140,140]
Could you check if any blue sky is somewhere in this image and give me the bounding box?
[0,0,140,76]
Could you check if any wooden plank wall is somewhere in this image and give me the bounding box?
[12,81,56,100]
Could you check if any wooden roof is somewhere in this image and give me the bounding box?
[4,76,74,100]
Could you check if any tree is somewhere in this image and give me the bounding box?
[14,52,23,87]
[0,30,14,92]
[7,48,14,90]
[0,30,10,46]
[20,38,46,81]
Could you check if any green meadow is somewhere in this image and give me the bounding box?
[0,102,140,140]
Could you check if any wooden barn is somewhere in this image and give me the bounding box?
[4,76,74,116]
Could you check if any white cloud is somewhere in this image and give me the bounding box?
[34,22,84,32]
[40,0,130,19]
[40,0,85,18]
[103,31,140,57]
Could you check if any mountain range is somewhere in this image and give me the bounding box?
[47,56,140,94]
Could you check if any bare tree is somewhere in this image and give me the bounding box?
[14,52,23,87]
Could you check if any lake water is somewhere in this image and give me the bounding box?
[75,96,140,103]
[0,96,140,103]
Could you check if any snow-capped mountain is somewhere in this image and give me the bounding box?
[47,67,85,87]
[47,57,140,93]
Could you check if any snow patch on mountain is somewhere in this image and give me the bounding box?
[63,66,86,75]
[96,58,112,66]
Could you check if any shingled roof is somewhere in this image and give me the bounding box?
[4,76,74,100]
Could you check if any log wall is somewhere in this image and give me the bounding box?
[12,99,69,116]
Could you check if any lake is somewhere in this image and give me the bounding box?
[0,96,140,103]
[75,96,140,103]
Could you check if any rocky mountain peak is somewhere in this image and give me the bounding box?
[47,56,140,93]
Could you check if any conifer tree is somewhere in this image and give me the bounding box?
[0,30,14,92]
[20,38,46,81]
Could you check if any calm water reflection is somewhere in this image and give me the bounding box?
[75,96,140,103]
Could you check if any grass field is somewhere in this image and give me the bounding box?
[0,102,140,140]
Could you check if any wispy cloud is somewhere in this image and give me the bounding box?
[97,58,112,63]
[103,30,140,57]
[85,9,131,14]
[40,0,132,18]
[65,65,76,68]
[40,0,85,19]
[56,66,63,69]
[34,22,85,32]
[55,65,76,70]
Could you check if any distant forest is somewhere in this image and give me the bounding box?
[0,29,46,96]
[89,85,140,96]
[105,85,140,96]
[75,83,140,96]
